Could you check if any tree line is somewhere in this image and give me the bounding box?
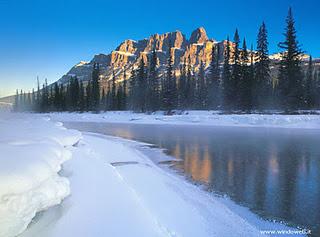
[14,8,320,113]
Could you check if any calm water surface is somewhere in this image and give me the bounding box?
[64,122,320,236]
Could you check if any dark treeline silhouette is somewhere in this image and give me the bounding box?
[14,8,320,114]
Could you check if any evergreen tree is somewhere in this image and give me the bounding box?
[162,41,176,112]
[36,77,41,112]
[40,79,49,112]
[207,45,221,109]
[316,69,320,108]
[65,83,71,110]
[146,49,159,111]
[69,76,80,111]
[53,82,60,111]
[249,44,255,110]
[137,58,147,112]
[91,63,100,111]
[14,89,19,111]
[60,84,66,111]
[79,81,85,112]
[86,81,91,111]
[222,36,232,110]
[196,61,207,109]
[128,67,137,110]
[231,29,241,109]
[255,22,271,110]
[116,84,123,110]
[185,56,194,109]
[111,71,117,110]
[240,38,252,111]
[278,7,304,111]
[31,88,36,111]
[19,89,24,111]
[178,58,187,109]
[27,91,32,111]
[304,56,315,108]
[106,80,111,110]
[101,87,106,111]
[122,70,127,110]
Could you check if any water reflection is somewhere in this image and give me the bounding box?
[64,122,320,236]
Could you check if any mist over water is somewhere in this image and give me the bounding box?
[64,122,320,236]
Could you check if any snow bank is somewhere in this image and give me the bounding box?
[0,113,81,237]
[49,111,320,129]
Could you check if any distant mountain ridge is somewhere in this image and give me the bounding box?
[57,26,316,90]
[58,27,230,88]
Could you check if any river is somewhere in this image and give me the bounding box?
[64,122,320,236]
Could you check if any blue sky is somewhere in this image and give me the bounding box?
[0,0,319,97]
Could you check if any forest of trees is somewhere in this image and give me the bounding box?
[14,8,320,114]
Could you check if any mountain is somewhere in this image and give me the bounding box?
[58,26,319,90]
[58,27,235,89]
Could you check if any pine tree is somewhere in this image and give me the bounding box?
[36,77,41,112]
[101,87,106,111]
[79,81,85,112]
[69,76,80,111]
[31,88,36,111]
[86,81,91,111]
[106,80,111,110]
[60,84,66,111]
[240,38,252,111]
[53,82,60,111]
[19,89,24,111]
[14,89,19,111]
[222,37,232,110]
[91,63,100,111]
[129,67,137,110]
[137,58,147,112]
[207,44,221,109]
[231,29,241,109]
[249,44,255,110]
[147,49,159,111]
[116,84,123,110]
[316,69,320,108]
[178,59,187,109]
[185,56,194,109]
[27,91,31,111]
[304,56,315,108]
[278,7,304,111]
[255,22,271,110]
[111,71,117,110]
[122,70,127,110]
[197,61,207,109]
[40,84,45,112]
[162,41,176,112]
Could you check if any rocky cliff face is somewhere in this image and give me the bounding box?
[58,27,229,88]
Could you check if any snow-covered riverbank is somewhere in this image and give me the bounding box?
[0,113,81,237]
[49,111,320,129]
[0,113,308,236]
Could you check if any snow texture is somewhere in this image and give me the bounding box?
[0,113,81,237]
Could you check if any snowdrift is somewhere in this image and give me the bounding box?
[0,113,81,237]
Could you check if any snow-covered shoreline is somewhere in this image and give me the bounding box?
[0,113,81,237]
[0,112,309,236]
[48,111,320,129]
